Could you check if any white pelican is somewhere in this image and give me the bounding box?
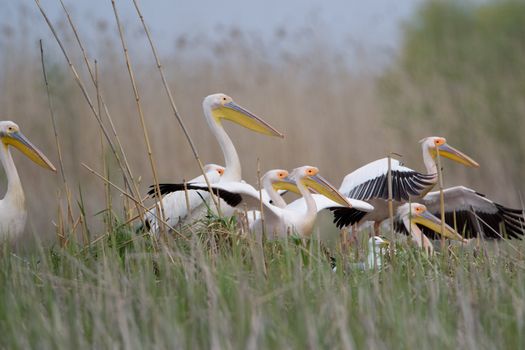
[339,136,479,233]
[418,186,524,239]
[145,93,283,233]
[272,177,374,229]
[144,164,224,232]
[154,167,374,238]
[162,166,362,239]
[365,236,390,270]
[331,236,390,272]
[0,121,56,240]
[393,203,465,254]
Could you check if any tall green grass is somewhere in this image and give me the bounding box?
[1,2,524,242]
[1,224,524,349]
[1,2,525,348]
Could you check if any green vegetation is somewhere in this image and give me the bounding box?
[1,223,525,349]
[1,1,525,349]
[381,0,525,186]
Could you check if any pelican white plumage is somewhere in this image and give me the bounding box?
[365,236,390,270]
[419,186,525,240]
[393,203,465,255]
[144,164,224,232]
[338,136,479,232]
[160,166,361,239]
[231,166,353,239]
[145,93,283,233]
[273,180,374,229]
[0,121,56,240]
[331,236,390,272]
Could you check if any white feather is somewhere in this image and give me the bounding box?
[339,158,413,195]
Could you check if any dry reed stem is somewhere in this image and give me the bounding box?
[39,40,75,236]
[57,0,139,199]
[110,0,166,233]
[435,147,446,252]
[256,158,266,238]
[387,154,394,237]
[81,163,188,241]
[130,0,221,213]
[95,60,113,231]
[34,0,137,201]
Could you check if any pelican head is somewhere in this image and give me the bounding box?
[203,163,225,176]
[273,165,351,207]
[262,169,289,183]
[204,93,284,137]
[369,236,390,252]
[398,203,464,241]
[367,236,390,269]
[420,136,479,168]
[0,121,56,171]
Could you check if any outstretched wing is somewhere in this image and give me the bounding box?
[422,186,525,239]
[285,194,374,228]
[150,181,282,221]
[340,158,436,202]
[144,170,223,232]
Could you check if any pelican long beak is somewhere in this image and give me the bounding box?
[378,239,390,249]
[302,174,351,207]
[272,174,351,207]
[412,210,465,241]
[2,131,56,171]
[212,101,284,138]
[272,176,300,194]
[433,143,479,168]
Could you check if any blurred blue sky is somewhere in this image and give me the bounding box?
[2,0,422,67]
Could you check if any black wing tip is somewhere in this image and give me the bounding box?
[329,207,368,229]
[146,183,243,208]
[147,183,189,197]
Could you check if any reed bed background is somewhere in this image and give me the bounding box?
[1,1,525,348]
[1,1,523,241]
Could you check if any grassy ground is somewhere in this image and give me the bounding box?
[1,217,524,349]
[1,2,524,349]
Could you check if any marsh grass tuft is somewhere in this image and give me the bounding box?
[1,224,525,349]
[1,2,525,348]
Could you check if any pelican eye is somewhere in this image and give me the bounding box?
[217,168,224,175]
[434,138,446,146]
[278,172,287,179]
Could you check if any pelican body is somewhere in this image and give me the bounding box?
[250,166,351,239]
[419,186,525,239]
[339,137,479,232]
[152,167,360,240]
[144,164,225,232]
[0,121,56,240]
[393,203,465,255]
[145,93,283,233]
[332,237,390,272]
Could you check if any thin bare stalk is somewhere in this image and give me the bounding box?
[387,154,395,262]
[435,147,446,251]
[33,0,137,200]
[57,0,139,200]
[39,40,66,183]
[130,0,221,213]
[95,60,113,232]
[183,180,192,223]
[39,39,75,238]
[81,163,188,241]
[256,158,266,239]
[387,154,394,237]
[110,0,166,234]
